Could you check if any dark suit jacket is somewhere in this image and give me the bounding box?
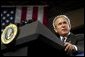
[67,33,84,52]
[56,33,84,56]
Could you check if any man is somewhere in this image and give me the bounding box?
[52,15,84,56]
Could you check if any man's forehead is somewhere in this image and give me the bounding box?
[55,18,68,23]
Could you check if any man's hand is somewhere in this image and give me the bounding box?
[64,41,76,54]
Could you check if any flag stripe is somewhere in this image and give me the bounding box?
[21,7,27,22]
[37,6,44,23]
[43,7,48,26]
[32,7,38,21]
[26,6,33,21]
[15,7,22,23]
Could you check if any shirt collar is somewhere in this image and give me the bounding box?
[60,32,70,41]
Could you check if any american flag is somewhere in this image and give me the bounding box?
[1,6,48,33]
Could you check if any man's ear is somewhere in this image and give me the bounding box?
[69,24,71,30]
[54,28,57,33]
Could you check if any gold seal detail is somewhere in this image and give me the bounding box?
[1,24,18,44]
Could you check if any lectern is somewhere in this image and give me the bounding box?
[1,21,66,56]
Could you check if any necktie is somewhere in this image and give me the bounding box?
[62,37,65,43]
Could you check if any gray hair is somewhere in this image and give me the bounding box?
[53,15,71,29]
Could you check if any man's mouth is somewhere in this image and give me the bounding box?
[62,29,67,31]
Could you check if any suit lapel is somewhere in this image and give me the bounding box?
[66,33,76,44]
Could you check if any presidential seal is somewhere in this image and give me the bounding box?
[1,24,18,44]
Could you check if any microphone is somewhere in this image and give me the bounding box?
[21,19,34,26]
[27,19,34,23]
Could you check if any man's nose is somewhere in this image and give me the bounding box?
[62,24,65,27]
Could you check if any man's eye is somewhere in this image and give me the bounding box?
[58,23,62,25]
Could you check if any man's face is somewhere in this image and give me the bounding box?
[54,18,70,36]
